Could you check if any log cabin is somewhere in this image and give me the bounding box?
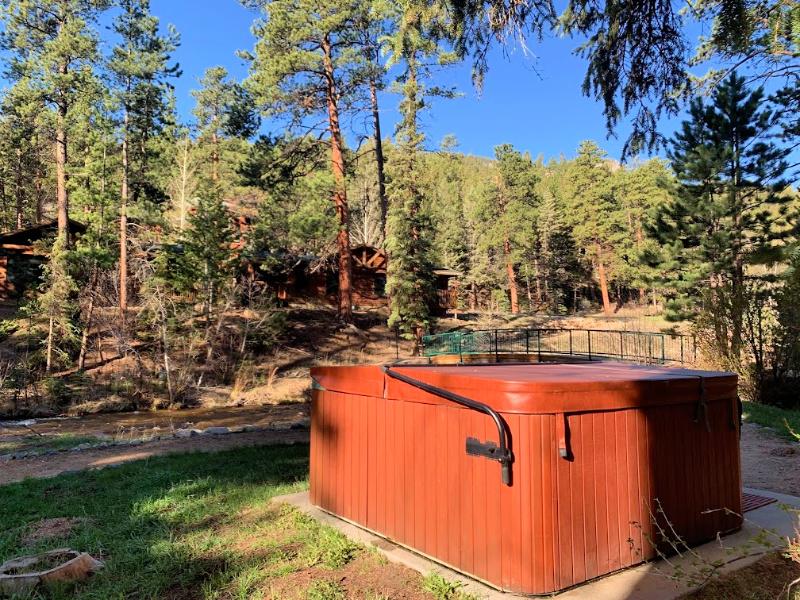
[256,245,459,315]
[0,220,86,300]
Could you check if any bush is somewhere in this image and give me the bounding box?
[694,269,800,408]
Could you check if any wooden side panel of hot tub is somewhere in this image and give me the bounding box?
[309,389,742,595]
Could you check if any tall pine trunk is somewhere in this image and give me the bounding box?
[178,137,191,230]
[14,148,23,229]
[369,78,387,240]
[596,245,611,315]
[322,34,353,322]
[119,110,129,318]
[78,266,99,370]
[55,104,69,245]
[504,237,519,314]
[211,130,220,183]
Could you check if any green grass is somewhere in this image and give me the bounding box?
[0,433,104,456]
[0,444,311,599]
[742,401,800,441]
[305,579,346,600]
[421,572,477,600]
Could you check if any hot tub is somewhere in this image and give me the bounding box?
[309,363,742,595]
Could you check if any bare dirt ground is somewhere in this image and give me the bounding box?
[740,422,800,497]
[0,429,309,485]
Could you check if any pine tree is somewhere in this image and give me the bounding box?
[0,83,50,230]
[563,141,626,314]
[243,0,375,323]
[655,73,792,357]
[385,0,455,343]
[485,144,539,313]
[429,137,470,280]
[108,0,180,317]
[182,188,237,330]
[1,0,110,244]
[613,158,673,304]
[192,66,259,186]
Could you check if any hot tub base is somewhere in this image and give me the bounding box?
[310,364,743,595]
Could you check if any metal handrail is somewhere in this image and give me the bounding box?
[382,365,514,486]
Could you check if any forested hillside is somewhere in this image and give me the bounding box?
[0,0,798,414]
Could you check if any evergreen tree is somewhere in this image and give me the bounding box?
[563,141,625,314]
[613,158,674,304]
[192,66,259,186]
[0,83,50,230]
[655,73,792,357]
[534,159,588,311]
[483,144,539,313]
[108,0,180,316]
[243,0,373,322]
[428,137,470,279]
[0,0,110,244]
[181,188,237,328]
[385,0,455,343]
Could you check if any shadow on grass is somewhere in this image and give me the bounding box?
[0,443,310,599]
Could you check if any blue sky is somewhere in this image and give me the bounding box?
[150,0,680,163]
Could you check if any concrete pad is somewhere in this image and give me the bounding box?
[273,488,800,600]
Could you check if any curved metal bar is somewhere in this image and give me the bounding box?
[382,365,513,485]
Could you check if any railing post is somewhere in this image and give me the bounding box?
[569,329,573,355]
[620,331,624,360]
[537,329,542,362]
[588,330,592,360]
[459,333,463,364]
[525,329,530,356]
[648,335,653,365]
[494,329,499,362]
[661,335,666,364]
[680,336,684,365]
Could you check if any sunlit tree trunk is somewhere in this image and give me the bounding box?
[119,110,129,318]
[322,33,353,322]
[596,245,611,315]
[504,237,519,314]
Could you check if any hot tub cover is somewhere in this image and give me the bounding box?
[311,363,737,414]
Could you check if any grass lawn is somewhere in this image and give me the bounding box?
[0,443,466,600]
[2,441,796,600]
[742,401,800,441]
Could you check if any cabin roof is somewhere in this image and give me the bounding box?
[433,268,461,278]
[0,219,87,247]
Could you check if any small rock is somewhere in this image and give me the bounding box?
[228,425,246,434]
[74,443,93,451]
[203,426,230,435]
[174,428,200,438]
[270,422,293,431]
[242,424,263,433]
[291,417,311,429]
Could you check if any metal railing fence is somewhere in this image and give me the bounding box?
[422,328,696,365]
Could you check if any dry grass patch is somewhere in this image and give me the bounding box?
[682,552,800,600]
